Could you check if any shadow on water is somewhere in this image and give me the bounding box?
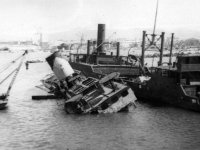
[138,98,171,107]
[138,98,200,115]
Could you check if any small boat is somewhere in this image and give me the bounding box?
[0,94,7,110]
[43,51,137,114]
[26,59,44,63]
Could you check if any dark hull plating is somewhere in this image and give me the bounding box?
[126,74,200,112]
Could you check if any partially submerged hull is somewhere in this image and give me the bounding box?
[64,81,137,114]
[44,51,137,114]
[126,74,200,112]
[98,88,136,114]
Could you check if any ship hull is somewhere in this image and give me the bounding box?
[69,62,140,79]
[0,101,7,110]
[126,74,200,112]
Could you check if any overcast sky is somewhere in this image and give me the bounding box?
[0,0,200,40]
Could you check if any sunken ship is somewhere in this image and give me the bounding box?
[44,51,137,114]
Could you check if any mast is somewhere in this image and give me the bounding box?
[141,0,165,66]
[169,33,174,65]
[153,0,159,35]
[152,0,159,43]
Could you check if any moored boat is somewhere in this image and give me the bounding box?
[126,53,200,111]
[68,24,143,79]
[0,94,7,110]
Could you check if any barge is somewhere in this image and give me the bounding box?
[68,24,146,79]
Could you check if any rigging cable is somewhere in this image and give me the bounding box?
[0,53,24,74]
[0,68,17,85]
[153,0,159,35]
[3,52,26,101]
[88,32,116,55]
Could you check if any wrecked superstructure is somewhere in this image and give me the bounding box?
[42,51,137,114]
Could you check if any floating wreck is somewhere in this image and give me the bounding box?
[43,51,137,114]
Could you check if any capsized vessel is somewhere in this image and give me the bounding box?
[44,51,137,114]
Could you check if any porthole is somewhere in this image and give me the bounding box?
[111,96,118,103]
[121,90,129,97]
[101,103,109,110]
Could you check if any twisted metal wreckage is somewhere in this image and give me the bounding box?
[39,51,137,114]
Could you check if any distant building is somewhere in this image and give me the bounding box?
[20,41,33,45]
[0,40,40,52]
[0,40,33,45]
[116,39,140,48]
[0,41,18,45]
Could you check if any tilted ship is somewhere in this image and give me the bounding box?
[44,51,137,114]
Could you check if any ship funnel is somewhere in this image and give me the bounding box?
[97,24,106,53]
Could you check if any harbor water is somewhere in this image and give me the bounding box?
[0,52,200,150]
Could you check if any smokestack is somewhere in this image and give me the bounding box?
[159,32,165,66]
[169,33,174,65]
[87,40,91,56]
[141,31,146,67]
[97,24,105,53]
[117,42,120,59]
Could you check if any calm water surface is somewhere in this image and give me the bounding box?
[0,52,200,150]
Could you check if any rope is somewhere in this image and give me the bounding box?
[3,52,26,101]
[0,68,17,85]
[0,53,24,74]
[0,63,14,74]
[153,0,159,35]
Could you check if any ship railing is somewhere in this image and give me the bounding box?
[69,53,138,66]
[149,67,156,74]
[177,63,200,72]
